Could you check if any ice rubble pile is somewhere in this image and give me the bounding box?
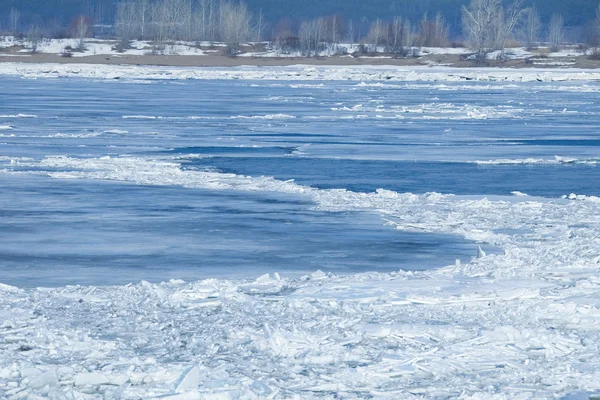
[1,63,600,83]
[2,155,600,398]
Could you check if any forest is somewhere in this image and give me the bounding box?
[0,0,598,35]
[2,0,600,58]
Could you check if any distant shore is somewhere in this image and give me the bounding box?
[2,36,599,69]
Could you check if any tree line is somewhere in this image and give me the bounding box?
[113,0,255,54]
[4,0,600,59]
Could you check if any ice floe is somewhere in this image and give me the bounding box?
[2,63,600,84]
[2,67,600,398]
[472,156,600,165]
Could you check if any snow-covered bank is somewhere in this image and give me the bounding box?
[1,62,600,83]
[3,155,600,398]
[0,36,589,62]
[0,37,206,57]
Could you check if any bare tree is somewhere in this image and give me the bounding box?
[521,5,541,49]
[299,21,311,56]
[299,18,325,57]
[346,19,355,43]
[418,12,450,47]
[181,0,193,41]
[9,7,20,35]
[389,16,414,56]
[433,13,450,47]
[166,0,191,40]
[417,13,430,47]
[195,0,209,40]
[134,0,151,40]
[390,17,404,53]
[116,2,137,49]
[152,0,191,43]
[220,1,253,56]
[548,13,565,52]
[490,5,504,49]
[273,18,299,54]
[462,0,501,61]
[88,0,107,26]
[149,0,192,49]
[151,2,168,48]
[27,25,43,53]
[367,19,387,53]
[591,2,600,57]
[206,0,218,41]
[70,15,92,51]
[194,0,221,42]
[326,14,344,44]
[496,0,527,59]
[255,9,265,42]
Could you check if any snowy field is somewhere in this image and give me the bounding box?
[0,36,472,59]
[1,67,600,399]
[0,37,208,57]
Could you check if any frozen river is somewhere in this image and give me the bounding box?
[2,76,599,286]
[2,68,600,399]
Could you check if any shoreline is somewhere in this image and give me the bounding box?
[1,52,600,69]
[2,61,600,83]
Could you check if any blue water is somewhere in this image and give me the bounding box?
[1,76,599,286]
[186,156,600,196]
[0,173,476,287]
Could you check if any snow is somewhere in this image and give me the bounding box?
[548,48,588,58]
[1,62,600,83]
[420,47,471,55]
[0,36,588,62]
[230,114,296,120]
[472,156,600,165]
[2,240,600,398]
[238,44,467,59]
[0,114,37,118]
[0,37,205,57]
[485,47,532,60]
[3,153,600,397]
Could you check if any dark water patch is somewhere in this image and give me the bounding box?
[512,139,600,147]
[167,145,296,156]
[240,132,341,138]
[195,157,600,197]
[0,174,481,287]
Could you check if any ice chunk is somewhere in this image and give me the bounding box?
[152,393,202,400]
[0,282,21,292]
[310,270,327,280]
[173,365,200,393]
[255,273,273,283]
[20,368,43,379]
[27,369,58,389]
[511,191,529,197]
[497,287,540,300]
[249,380,273,396]
[74,372,110,386]
[476,246,486,258]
